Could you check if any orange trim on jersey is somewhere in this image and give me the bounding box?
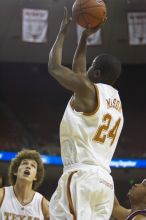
[0,187,5,207]
[83,84,100,116]
[67,171,77,220]
[41,197,44,217]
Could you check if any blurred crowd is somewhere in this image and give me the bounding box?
[0,107,145,158]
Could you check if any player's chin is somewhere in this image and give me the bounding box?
[128,188,136,198]
[22,174,31,180]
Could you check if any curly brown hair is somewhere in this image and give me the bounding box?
[8,149,44,190]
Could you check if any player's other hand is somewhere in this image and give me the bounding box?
[59,7,72,35]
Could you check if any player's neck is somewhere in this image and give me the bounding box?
[13,182,35,205]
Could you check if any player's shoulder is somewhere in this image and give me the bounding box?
[126,213,146,220]
[138,216,146,220]
[131,215,146,220]
[35,191,49,206]
[42,196,49,205]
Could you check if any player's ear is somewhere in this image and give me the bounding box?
[93,69,101,83]
[94,69,101,78]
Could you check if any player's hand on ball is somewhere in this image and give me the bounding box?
[82,26,100,38]
[82,18,107,38]
[59,7,72,35]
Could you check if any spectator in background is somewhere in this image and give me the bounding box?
[112,179,146,220]
[0,149,49,220]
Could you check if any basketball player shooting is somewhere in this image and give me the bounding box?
[48,6,124,220]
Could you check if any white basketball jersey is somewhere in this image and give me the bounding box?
[60,83,124,172]
[0,186,44,220]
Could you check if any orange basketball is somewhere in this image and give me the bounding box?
[72,0,107,28]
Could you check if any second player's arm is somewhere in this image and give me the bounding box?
[112,195,131,220]
[72,18,106,74]
[72,30,89,74]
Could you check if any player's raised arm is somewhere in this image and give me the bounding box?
[72,27,102,74]
[72,28,89,74]
[48,7,73,90]
[48,8,76,91]
[48,7,91,94]
[48,7,72,68]
[72,0,107,74]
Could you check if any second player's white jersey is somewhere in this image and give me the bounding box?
[60,83,124,172]
[0,186,44,220]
